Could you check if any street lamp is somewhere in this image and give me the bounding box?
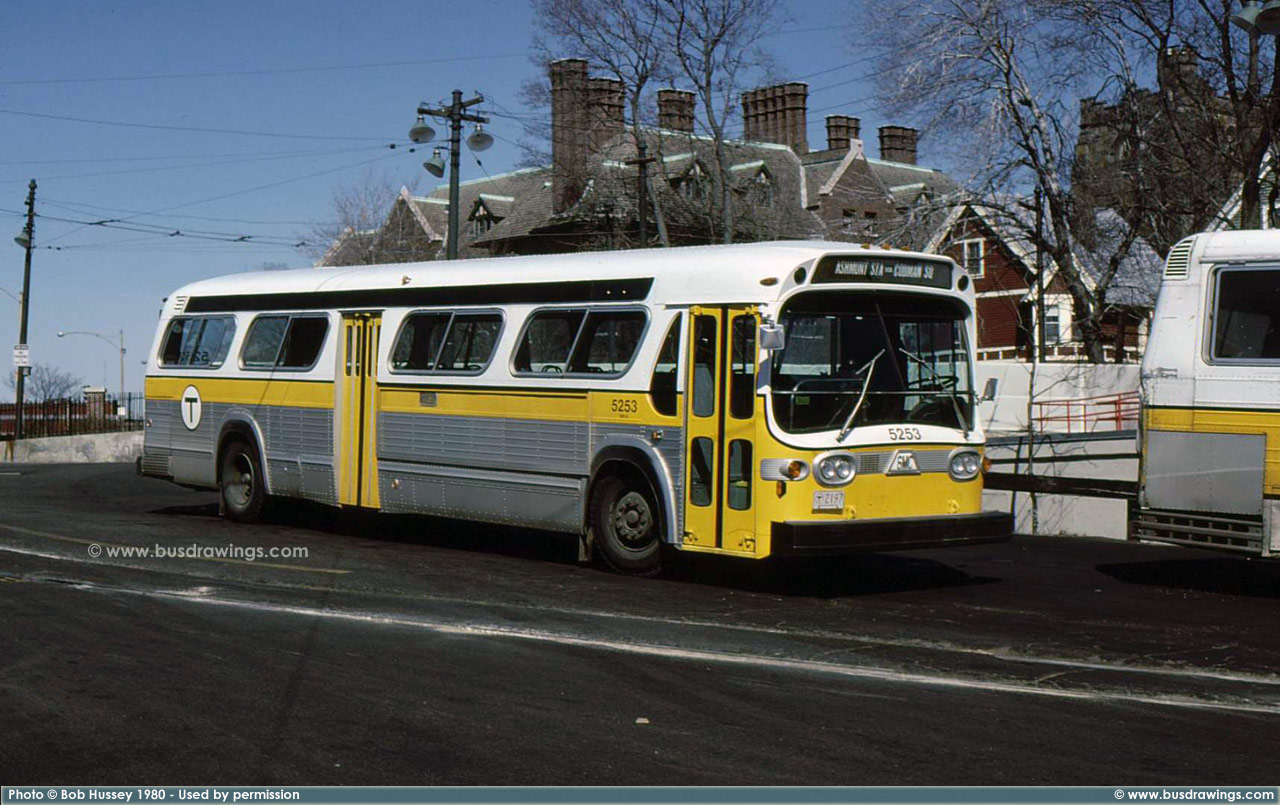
[58,329,126,404]
[408,91,491,260]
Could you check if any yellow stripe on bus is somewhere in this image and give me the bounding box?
[146,376,334,408]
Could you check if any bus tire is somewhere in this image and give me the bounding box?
[220,438,266,523]
[590,472,662,577]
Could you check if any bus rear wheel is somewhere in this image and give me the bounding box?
[220,438,266,523]
[590,473,662,577]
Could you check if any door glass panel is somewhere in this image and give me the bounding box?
[690,436,714,507]
[727,439,752,511]
[692,314,716,417]
[730,315,755,419]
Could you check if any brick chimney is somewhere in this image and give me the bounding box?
[551,58,590,214]
[657,89,695,133]
[878,125,918,165]
[588,76,625,151]
[825,115,860,152]
[742,82,809,155]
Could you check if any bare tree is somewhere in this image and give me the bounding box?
[6,364,83,402]
[861,0,1152,362]
[531,0,671,244]
[301,169,417,263]
[657,0,782,243]
[1058,0,1277,240]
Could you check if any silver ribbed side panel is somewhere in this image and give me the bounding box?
[379,411,589,476]
[142,398,334,503]
[378,459,584,532]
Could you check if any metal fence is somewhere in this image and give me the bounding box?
[0,392,145,440]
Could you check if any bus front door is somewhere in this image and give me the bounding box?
[683,306,758,554]
[337,312,381,508]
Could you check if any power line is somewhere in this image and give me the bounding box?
[0,107,391,142]
[0,53,531,86]
[0,144,397,184]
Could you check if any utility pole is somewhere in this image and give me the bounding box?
[415,91,489,260]
[14,179,35,440]
[625,143,656,247]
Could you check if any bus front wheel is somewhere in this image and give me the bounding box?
[590,473,662,576]
[220,438,266,523]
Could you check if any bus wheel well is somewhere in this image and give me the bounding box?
[217,422,260,464]
[588,456,668,542]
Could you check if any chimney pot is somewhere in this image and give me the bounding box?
[657,88,696,133]
[741,81,808,155]
[878,125,919,165]
[825,115,860,152]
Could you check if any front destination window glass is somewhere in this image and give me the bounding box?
[770,291,974,434]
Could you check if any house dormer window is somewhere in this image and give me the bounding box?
[673,161,709,202]
[749,168,774,207]
[471,207,494,238]
[961,238,985,278]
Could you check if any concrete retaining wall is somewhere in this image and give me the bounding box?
[3,431,143,464]
[976,361,1140,433]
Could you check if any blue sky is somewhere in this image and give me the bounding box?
[0,0,898,397]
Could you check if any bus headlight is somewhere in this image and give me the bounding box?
[815,452,856,487]
[949,450,982,481]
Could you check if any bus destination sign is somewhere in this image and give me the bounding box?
[813,255,953,289]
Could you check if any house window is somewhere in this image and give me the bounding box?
[1044,305,1060,345]
[961,239,985,278]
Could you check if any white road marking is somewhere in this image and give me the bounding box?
[51,579,1280,716]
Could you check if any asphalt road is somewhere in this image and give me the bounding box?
[2,464,1279,784]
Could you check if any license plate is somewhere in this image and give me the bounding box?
[812,490,844,512]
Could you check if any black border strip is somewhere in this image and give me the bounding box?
[186,278,653,313]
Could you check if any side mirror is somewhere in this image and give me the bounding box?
[980,377,999,402]
[760,322,786,351]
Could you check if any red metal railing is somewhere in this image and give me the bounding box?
[1032,391,1140,433]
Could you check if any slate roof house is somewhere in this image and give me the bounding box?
[926,202,1163,363]
[317,59,957,266]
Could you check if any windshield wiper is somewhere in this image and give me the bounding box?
[837,349,884,441]
[897,347,970,434]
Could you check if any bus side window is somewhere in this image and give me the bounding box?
[692,314,716,417]
[649,314,681,416]
[1214,269,1280,360]
[278,317,330,369]
[514,309,586,374]
[730,315,755,419]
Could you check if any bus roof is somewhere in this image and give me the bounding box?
[165,240,957,312]
[1194,229,1280,264]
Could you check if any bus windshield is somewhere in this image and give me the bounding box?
[770,291,974,435]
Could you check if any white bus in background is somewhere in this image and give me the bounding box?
[1134,230,1280,556]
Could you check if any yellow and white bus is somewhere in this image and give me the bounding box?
[140,241,1011,574]
[1134,230,1280,556]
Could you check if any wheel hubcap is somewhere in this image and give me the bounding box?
[227,454,253,507]
[612,491,653,548]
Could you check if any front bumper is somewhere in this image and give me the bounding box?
[770,511,1012,556]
